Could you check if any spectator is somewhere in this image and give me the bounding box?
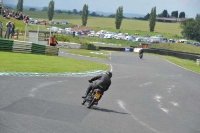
[0,21,3,38]
[4,21,12,39]
[24,15,29,25]
[10,22,15,39]
[50,35,58,46]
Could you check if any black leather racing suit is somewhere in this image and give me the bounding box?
[85,73,111,96]
[139,49,144,55]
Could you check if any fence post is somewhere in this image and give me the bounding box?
[16,29,19,39]
[0,27,2,38]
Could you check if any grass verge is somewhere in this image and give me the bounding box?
[0,51,109,73]
[62,49,110,59]
[150,54,200,74]
[149,43,200,54]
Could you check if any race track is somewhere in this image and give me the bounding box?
[0,50,200,133]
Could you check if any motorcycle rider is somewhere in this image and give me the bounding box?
[139,48,144,58]
[82,71,112,104]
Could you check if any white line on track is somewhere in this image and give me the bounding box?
[29,81,63,97]
[163,59,200,75]
[117,100,160,133]
[139,82,152,87]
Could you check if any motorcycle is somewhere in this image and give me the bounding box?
[139,53,143,59]
[82,85,103,108]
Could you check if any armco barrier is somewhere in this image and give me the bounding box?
[144,48,200,61]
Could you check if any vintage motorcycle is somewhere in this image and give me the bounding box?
[139,53,143,59]
[82,87,103,109]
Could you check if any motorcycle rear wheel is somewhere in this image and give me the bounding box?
[87,98,96,108]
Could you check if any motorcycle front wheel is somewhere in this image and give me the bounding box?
[82,99,86,105]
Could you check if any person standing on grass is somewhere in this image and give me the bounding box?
[10,22,15,39]
[0,21,3,38]
[4,21,11,39]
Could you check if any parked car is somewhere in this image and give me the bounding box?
[193,42,200,46]
[169,39,176,43]
[57,29,66,34]
[62,21,68,25]
[29,18,34,24]
[163,38,168,42]
[54,21,60,25]
[125,36,134,41]
[82,30,90,35]
[75,31,83,36]
[47,27,59,33]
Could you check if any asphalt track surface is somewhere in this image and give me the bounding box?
[0,50,200,133]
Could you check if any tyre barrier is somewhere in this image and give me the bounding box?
[0,38,58,56]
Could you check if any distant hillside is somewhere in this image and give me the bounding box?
[4,3,145,18]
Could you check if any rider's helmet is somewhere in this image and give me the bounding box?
[106,71,112,78]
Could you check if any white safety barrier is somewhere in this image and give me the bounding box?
[57,42,81,49]
[196,59,200,66]
[13,40,32,53]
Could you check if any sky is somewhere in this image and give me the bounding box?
[4,0,200,18]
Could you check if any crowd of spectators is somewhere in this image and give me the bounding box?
[2,8,30,24]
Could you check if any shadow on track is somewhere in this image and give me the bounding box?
[92,106,130,115]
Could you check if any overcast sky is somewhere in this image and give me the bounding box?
[4,0,200,18]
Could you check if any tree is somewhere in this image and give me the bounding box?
[180,14,200,42]
[195,14,200,21]
[171,11,178,18]
[115,6,123,29]
[108,14,115,18]
[47,0,55,21]
[42,6,48,11]
[29,8,36,11]
[179,12,185,18]
[16,0,23,12]
[67,10,72,14]
[144,13,150,20]
[149,6,156,32]
[90,12,99,16]
[79,10,82,15]
[73,9,78,14]
[162,10,168,17]
[55,9,62,14]
[82,4,89,26]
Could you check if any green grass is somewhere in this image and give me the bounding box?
[62,49,110,59]
[151,54,200,74]
[0,51,109,73]
[149,43,200,54]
